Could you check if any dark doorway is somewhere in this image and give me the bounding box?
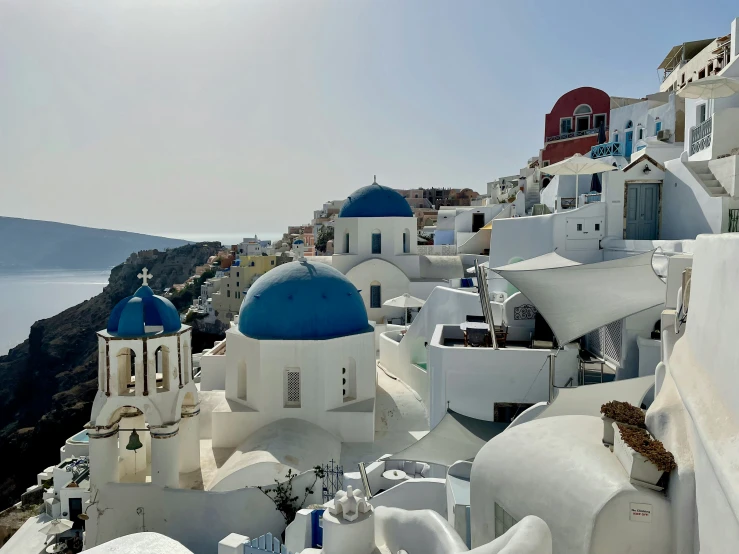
[472,212,485,232]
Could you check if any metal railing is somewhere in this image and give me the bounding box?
[689,116,713,155]
[729,209,739,232]
[558,198,576,210]
[545,126,605,143]
[590,141,622,158]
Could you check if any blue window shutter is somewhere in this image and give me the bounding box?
[370,285,381,308]
[655,121,662,134]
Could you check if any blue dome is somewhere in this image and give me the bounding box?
[238,260,371,340]
[107,285,182,337]
[339,181,414,218]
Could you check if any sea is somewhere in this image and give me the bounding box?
[0,269,110,355]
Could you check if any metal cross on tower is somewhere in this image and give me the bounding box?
[137,267,153,286]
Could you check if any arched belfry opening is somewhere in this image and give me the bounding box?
[116,348,136,395]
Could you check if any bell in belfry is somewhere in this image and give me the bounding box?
[126,429,143,451]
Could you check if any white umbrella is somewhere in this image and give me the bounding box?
[39,519,73,536]
[541,154,617,207]
[678,75,739,99]
[383,293,425,326]
[40,518,73,550]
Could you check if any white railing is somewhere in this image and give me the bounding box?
[690,116,713,155]
[245,533,292,554]
[545,126,604,143]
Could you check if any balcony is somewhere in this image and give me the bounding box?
[688,108,739,161]
[590,142,622,158]
[545,126,606,143]
[690,116,712,156]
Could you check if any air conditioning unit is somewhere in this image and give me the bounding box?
[657,129,671,141]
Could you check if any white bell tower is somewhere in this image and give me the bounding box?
[87,268,201,491]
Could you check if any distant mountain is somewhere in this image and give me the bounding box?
[0,217,190,270]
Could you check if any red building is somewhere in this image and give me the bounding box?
[540,87,611,167]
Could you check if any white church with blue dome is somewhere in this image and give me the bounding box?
[331,179,464,323]
[212,255,377,454]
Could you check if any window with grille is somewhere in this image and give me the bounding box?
[284,368,301,407]
[585,319,623,364]
[494,503,518,538]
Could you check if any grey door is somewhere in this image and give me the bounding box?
[625,183,659,239]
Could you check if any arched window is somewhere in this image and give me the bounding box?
[371,230,381,254]
[343,359,357,402]
[574,105,592,132]
[183,341,191,384]
[155,345,170,392]
[370,281,381,309]
[625,120,633,129]
[117,348,136,394]
[403,228,411,253]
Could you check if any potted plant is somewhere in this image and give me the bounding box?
[613,423,676,485]
[600,401,646,445]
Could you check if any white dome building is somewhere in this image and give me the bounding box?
[211,259,377,461]
[331,179,464,323]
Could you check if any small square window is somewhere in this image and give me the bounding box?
[576,224,582,231]
[595,223,600,231]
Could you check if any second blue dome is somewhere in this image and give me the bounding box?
[338,181,414,218]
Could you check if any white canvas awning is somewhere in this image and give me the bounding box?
[491,251,665,344]
[387,411,506,466]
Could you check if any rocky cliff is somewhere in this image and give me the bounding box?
[0,242,221,509]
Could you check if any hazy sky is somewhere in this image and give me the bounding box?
[1,1,737,242]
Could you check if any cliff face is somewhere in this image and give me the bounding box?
[0,242,221,509]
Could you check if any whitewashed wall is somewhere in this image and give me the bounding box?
[662,159,726,237]
[216,329,376,447]
[370,479,448,516]
[648,233,739,552]
[200,340,227,391]
[487,203,605,292]
[377,287,484,418]
[86,472,322,554]
[427,325,578,427]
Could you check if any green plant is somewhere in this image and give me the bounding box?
[258,465,326,524]
[315,227,334,254]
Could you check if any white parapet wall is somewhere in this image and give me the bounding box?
[647,233,739,552]
[200,339,228,391]
[428,324,579,427]
[85,473,323,553]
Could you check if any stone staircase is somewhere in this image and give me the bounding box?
[685,160,729,197]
